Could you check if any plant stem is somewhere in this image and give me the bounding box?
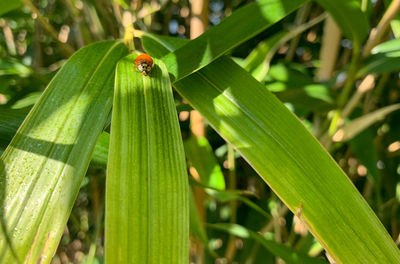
[316,15,342,81]
[285,2,311,62]
[225,144,238,261]
[337,44,361,109]
[328,45,360,135]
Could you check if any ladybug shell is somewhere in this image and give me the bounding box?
[135,54,153,75]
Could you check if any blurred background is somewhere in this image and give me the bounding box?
[1,0,400,263]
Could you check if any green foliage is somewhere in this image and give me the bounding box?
[105,53,188,263]
[162,0,307,81]
[1,0,400,263]
[0,0,22,17]
[0,41,127,263]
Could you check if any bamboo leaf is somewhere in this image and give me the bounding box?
[91,132,110,165]
[105,53,188,263]
[0,0,22,16]
[144,33,400,263]
[161,0,307,81]
[184,136,225,191]
[333,104,400,142]
[0,107,29,149]
[0,40,128,263]
[189,189,208,244]
[208,223,327,264]
[159,0,367,81]
[173,57,400,263]
[211,191,270,219]
[358,39,400,76]
[0,107,111,166]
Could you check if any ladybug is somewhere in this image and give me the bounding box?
[134,53,153,76]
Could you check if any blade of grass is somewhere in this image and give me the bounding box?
[0,40,128,263]
[105,53,188,263]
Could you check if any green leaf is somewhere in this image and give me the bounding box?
[91,132,110,165]
[242,12,326,80]
[333,104,400,142]
[0,107,112,165]
[243,31,287,78]
[189,189,208,244]
[371,39,400,54]
[161,0,307,81]
[0,58,32,77]
[208,223,327,264]
[143,33,400,262]
[0,107,29,149]
[0,0,22,16]
[313,0,368,45]
[264,64,333,113]
[184,136,225,191]
[211,191,270,219]
[105,53,188,263]
[358,39,400,76]
[173,57,400,263]
[11,92,42,109]
[141,34,188,59]
[0,40,128,263]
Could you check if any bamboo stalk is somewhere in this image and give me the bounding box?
[224,145,238,261]
[189,1,209,262]
[316,15,342,81]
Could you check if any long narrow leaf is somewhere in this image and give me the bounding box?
[173,57,400,263]
[208,223,327,264]
[0,41,128,263]
[184,136,225,191]
[0,108,111,165]
[105,53,188,263]
[162,0,306,81]
[143,33,400,263]
[333,104,400,142]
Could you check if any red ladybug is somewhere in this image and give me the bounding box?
[134,53,153,76]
